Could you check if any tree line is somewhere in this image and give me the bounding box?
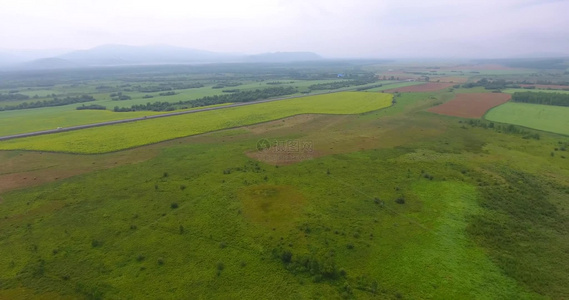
[512,91,569,107]
[114,86,297,112]
[212,82,242,89]
[0,95,95,111]
[462,78,513,90]
[307,77,377,91]
[137,82,204,93]
[0,93,30,102]
[77,104,106,110]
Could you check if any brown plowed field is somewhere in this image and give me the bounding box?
[428,93,511,118]
[385,82,454,93]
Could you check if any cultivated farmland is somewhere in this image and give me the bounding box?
[428,93,511,118]
[0,92,392,153]
[485,102,569,135]
[384,82,455,93]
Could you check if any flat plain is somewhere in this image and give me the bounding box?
[1,62,569,299]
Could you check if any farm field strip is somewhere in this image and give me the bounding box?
[0,81,391,137]
[485,102,569,135]
[0,92,393,153]
[519,84,569,90]
[0,103,234,137]
[365,81,424,92]
[428,93,511,118]
[502,88,569,95]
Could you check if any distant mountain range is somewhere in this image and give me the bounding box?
[0,44,323,70]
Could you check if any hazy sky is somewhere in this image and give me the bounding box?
[1,0,568,58]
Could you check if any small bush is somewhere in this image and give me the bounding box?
[395,197,405,204]
[281,250,293,263]
[216,262,224,271]
[171,203,179,209]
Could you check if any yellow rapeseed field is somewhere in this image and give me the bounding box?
[0,92,392,153]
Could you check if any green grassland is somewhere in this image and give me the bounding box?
[2,63,569,299]
[0,92,393,153]
[1,88,568,299]
[485,102,569,135]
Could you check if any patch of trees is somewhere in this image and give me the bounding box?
[356,84,383,91]
[512,91,569,107]
[137,82,203,93]
[110,92,132,101]
[0,93,30,102]
[461,78,517,90]
[515,80,569,87]
[459,119,541,140]
[266,81,294,85]
[0,95,95,111]
[212,82,242,89]
[114,86,297,112]
[77,104,106,110]
[158,91,177,96]
[222,89,240,93]
[271,247,345,282]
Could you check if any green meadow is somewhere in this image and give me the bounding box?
[1,63,569,299]
[485,102,569,135]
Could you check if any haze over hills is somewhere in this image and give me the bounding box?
[0,44,324,70]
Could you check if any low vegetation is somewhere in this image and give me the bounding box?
[1,62,569,299]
